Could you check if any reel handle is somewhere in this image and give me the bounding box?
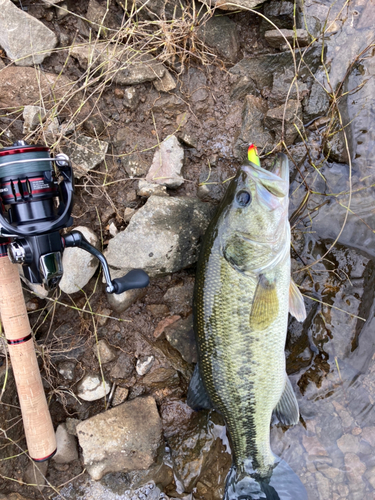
[63,231,150,294]
[0,255,56,461]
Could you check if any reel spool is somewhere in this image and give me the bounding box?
[0,141,149,293]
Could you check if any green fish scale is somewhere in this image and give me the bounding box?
[194,237,289,476]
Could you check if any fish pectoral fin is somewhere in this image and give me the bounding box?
[274,376,300,426]
[187,364,213,411]
[289,279,307,322]
[249,274,279,330]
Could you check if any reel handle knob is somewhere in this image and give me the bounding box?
[112,269,149,294]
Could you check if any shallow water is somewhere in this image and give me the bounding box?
[280,2,375,498]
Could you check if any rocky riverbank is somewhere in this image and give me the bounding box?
[0,0,375,499]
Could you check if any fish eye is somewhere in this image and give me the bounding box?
[236,190,251,207]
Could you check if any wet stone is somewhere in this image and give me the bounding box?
[233,95,272,160]
[303,80,330,122]
[159,398,194,439]
[337,433,360,454]
[315,471,331,500]
[344,452,366,484]
[76,373,111,401]
[53,423,79,464]
[265,99,302,146]
[110,352,135,381]
[163,281,194,317]
[164,315,197,364]
[76,396,163,480]
[196,14,239,63]
[265,29,309,49]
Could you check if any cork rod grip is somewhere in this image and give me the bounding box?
[0,257,56,461]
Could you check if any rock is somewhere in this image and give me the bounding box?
[53,423,79,463]
[106,286,147,313]
[159,398,194,439]
[230,74,258,100]
[94,339,117,364]
[123,87,140,110]
[153,315,181,339]
[71,43,165,85]
[296,0,330,38]
[141,367,179,389]
[0,0,57,66]
[163,280,194,317]
[124,207,136,222]
[110,352,135,380]
[233,95,272,160]
[86,0,119,35]
[76,373,111,401]
[117,0,185,20]
[303,80,330,122]
[0,67,79,115]
[111,386,129,406]
[105,196,215,278]
[164,315,197,364]
[361,426,375,447]
[136,355,155,376]
[137,180,168,197]
[168,412,230,492]
[59,226,100,294]
[76,396,163,480]
[22,105,46,134]
[56,3,69,19]
[108,222,118,237]
[264,28,309,49]
[207,0,266,11]
[324,129,350,163]
[263,0,295,30]
[147,304,170,317]
[344,452,366,483]
[265,99,302,145]
[146,135,184,188]
[64,135,108,179]
[197,14,239,63]
[154,70,177,92]
[24,460,48,490]
[301,435,328,456]
[197,163,227,203]
[315,471,331,500]
[337,433,360,455]
[65,418,81,436]
[57,361,76,381]
[229,44,324,91]
[271,67,309,103]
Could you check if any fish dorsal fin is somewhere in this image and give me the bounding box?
[289,279,307,322]
[274,376,300,426]
[249,275,279,331]
[187,364,213,411]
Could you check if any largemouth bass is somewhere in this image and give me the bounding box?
[187,149,307,500]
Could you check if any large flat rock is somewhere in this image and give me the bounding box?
[76,396,163,480]
[105,196,215,277]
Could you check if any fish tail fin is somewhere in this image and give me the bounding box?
[224,458,307,500]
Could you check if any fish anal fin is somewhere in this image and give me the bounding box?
[274,376,300,426]
[289,279,307,322]
[187,364,213,411]
[249,275,279,331]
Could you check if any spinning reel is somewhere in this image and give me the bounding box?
[0,141,149,293]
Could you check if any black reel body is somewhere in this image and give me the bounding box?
[0,142,149,294]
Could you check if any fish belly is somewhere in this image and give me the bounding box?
[194,250,290,475]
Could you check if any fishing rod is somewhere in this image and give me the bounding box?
[0,141,149,461]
